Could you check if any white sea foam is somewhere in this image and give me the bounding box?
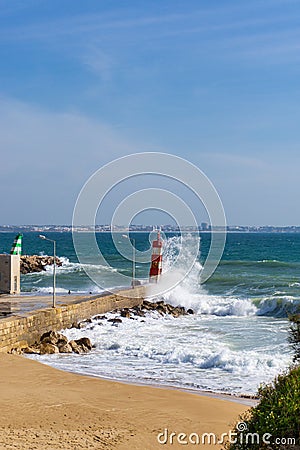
[43,256,118,274]
[34,311,291,395]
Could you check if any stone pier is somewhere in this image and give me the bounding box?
[0,286,146,353]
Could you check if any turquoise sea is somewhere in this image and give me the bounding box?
[1,231,299,395]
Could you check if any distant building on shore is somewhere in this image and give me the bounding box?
[0,234,21,294]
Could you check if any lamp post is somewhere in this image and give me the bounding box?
[122,234,135,288]
[39,235,56,308]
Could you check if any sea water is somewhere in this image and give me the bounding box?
[1,232,299,395]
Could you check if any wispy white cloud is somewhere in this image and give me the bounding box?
[0,1,298,73]
[0,0,298,88]
[0,0,297,42]
[0,10,201,41]
[156,11,300,39]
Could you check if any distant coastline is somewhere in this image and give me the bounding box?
[1,224,300,233]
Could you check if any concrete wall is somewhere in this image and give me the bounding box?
[0,254,20,294]
[0,286,145,353]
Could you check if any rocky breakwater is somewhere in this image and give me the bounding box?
[73,300,194,327]
[116,299,194,320]
[20,255,63,274]
[15,331,93,355]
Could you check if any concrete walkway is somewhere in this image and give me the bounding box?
[0,289,131,317]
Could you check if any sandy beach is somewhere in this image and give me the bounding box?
[0,353,250,450]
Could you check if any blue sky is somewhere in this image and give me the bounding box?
[0,0,300,225]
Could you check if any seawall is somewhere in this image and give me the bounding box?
[0,286,146,353]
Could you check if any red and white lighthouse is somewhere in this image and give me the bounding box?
[149,229,163,283]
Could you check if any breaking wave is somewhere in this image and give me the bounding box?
[150,235,300,318]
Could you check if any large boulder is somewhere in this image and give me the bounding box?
[40,331,68,346]
[171,306,186,317]
[22,346,40,355]
[165,303,175,314]
[108,318,123,324]
[75,337,92,352]
[39,343,59,354]
[93,315,107,321]
[156,304,168,315]
[120,309,131,319]
[69,340,84,354]
[58,343,73,353]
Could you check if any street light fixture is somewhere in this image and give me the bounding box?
[122,234,135,288]
[39,235,56,308]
